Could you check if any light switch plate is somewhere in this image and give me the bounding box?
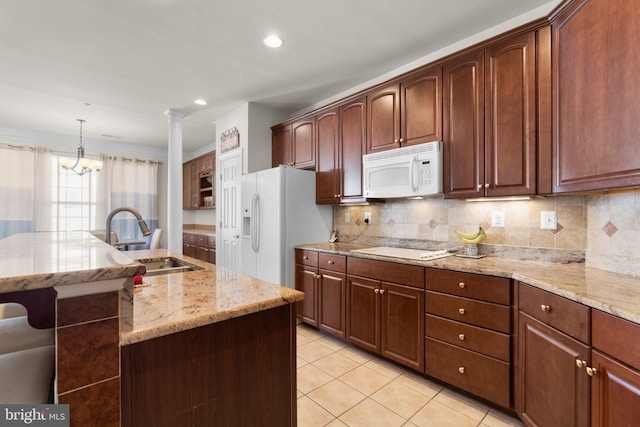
[364,212,371,224]
[541,211,557,230]
[345,212,350,223]
[491,211,505,228]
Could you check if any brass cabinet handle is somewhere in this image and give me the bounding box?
[540,304,551,312]
[334,194,342,198]
[484,183,491,189]
[394,139,398,143]
[399,138,404,143]
[374,288,379,294]
[458,308,466,315]
[458,367,465,374]
[576,359,587,368]
[380,289,385,295]
[477,184,483,191]
[302,256,308,260]
[459,282,465,289]
[314,274,321,279]
[586,367,598,377]
[328,260,335,265]
[458,334,465,341]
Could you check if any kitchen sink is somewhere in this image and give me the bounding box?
[140,257,203,276]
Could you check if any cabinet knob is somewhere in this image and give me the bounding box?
[458,282,465,289]
[394,139,398,143]
[337,194,341,198]
[484,183,491,189]
[458,308,465,315]
[399,138,404,143]
[576,359,587,368]
[458,334,465,341]
[328,260,335,265]
[374,288,380,294]
[586,367,598,377]
[540,304,551,312]
[303,256,308,260]
[314,274,321,279]
[458,367,465,374]
[380,289,385,295]
[477,184,483,191]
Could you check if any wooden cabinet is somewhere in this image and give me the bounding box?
[346,257,425,372]
[294,249,319,327]
[183,152,215,210]
[552,0,640,193]
[516,282,591,426]
[366,67,442,154]
[272,118,316,169]
[183,232,215,264]
[444,31,539,198]
[316,97,368,204]
[590,310,640,427]
[425,269,511,407]
[272,123,292,168]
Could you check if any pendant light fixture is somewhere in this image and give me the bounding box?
[58,119,103,176]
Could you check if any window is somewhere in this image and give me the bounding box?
[51,157,98,232]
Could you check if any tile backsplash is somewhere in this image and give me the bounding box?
[333,189,640,276]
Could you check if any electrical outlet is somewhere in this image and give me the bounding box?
[541,211,557,230]
[364,212,372,224]
[345,212,350,223]
[491,211,505,228]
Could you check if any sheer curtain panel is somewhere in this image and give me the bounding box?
[0,146,35,240]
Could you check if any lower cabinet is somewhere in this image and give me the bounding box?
[183,232,216,264]
[590,309,640,427]
[346,257,425,372]
[425,268,512,408]
[516,282,591,427]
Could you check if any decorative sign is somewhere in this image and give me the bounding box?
[220,127,240,153]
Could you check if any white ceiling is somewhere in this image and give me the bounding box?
[0,0,560,152]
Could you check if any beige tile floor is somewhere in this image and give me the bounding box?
[296,324,525,427]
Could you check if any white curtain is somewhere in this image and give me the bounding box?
[97,155,158,248]
[34,148,53,232]
[0,146,35,239]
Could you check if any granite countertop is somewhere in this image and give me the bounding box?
[120,249,303,345]
[296,242,640,325]
[183,228,216,237]
[0,231,144,293]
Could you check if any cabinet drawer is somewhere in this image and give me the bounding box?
[295,249,318,267]
[197,235,208,246]
[427,268,511,305]
[593,309,640,371]
[518,282,590,344]
[426,291,510,333]
[425,314,510,362]
[318,253,346,272]
[207,236,216,248]
[425,337,510,408]
[347,257,424,288]
[183,232,198,243]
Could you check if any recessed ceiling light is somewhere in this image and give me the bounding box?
[194,99,207,106]
[264,35,283,48]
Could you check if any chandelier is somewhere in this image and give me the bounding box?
[58,119,103,176]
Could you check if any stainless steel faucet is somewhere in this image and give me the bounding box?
[104,207,151,244]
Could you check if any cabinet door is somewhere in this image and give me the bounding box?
[190,161,199,209]
[196,246,210,263]
[295,264,318,327]
[292,118,315,169]
[339,97,367,203]
[346,275,379,353]
[380,282,424,372]
[517,312,590,427]
[318,270,346,339]
[315,108,340,204]
[485,31,536,197]
[182,163,191,210]
[443,51,485,198]
[272,124,292,168]
[401,68,442,147]
[552,0,640,193]
[591,350,640,427]
[183,243,197,258]
[367,83,400,153]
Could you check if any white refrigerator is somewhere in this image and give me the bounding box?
[241,166,333,289]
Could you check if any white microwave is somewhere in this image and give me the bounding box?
[363,141,443,199]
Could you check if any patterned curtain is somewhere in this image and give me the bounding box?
[96,155,158,249]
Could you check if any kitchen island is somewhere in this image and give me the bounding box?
[0,233,303,427]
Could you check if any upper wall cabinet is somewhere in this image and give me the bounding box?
[552,0,640,193]
[444,31,540,198]
[366,67,442,154]
[316,97,368,205]
[183,152,216,210]
[272,118,316,169]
